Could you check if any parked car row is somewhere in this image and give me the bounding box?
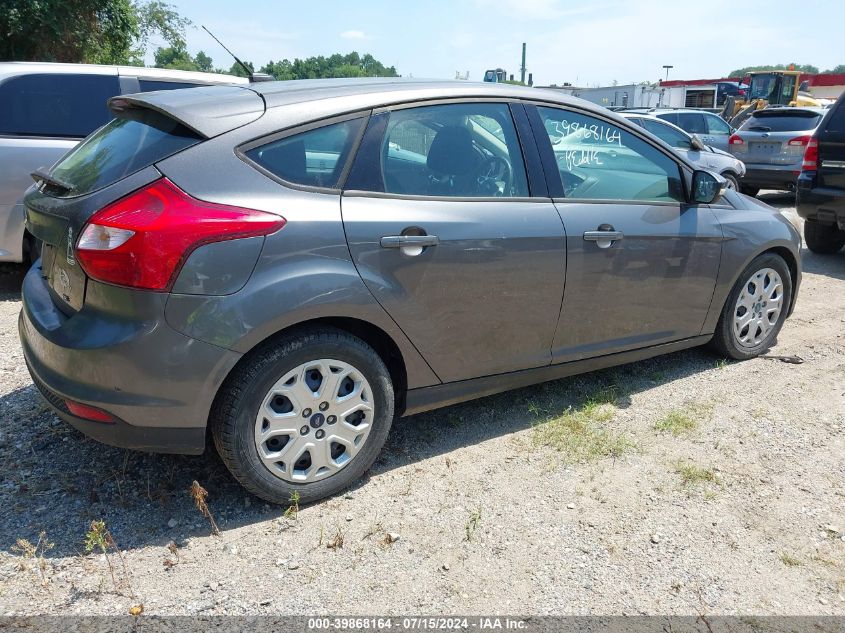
[0,62,246,264]
[19,78,801,503]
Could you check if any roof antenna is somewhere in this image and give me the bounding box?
[202,25,273,83]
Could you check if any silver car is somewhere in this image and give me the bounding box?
[621,113,745,189]
[649,109,736,153]
[727,107,826,197]
[0,62,245,263]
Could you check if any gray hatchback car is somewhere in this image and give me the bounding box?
[19,79,801,503]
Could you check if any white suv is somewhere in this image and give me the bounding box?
[0,62,245,263]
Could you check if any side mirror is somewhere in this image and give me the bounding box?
[691,170,726,204]
[690,134,708,151]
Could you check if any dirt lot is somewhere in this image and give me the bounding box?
[0,192,843,616]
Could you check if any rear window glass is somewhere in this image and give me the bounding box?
[48,108,201,197]
[244,118,365,189]
[0,73,119,138]
[740,111,822,133]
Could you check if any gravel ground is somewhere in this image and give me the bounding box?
[0,192,843,616]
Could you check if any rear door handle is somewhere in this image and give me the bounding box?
[583,229,623,249]
[380,235,439,248]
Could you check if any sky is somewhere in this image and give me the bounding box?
[157,0,844,86]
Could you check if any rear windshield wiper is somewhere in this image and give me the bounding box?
[748,126,772,132]
[31,167,75,194]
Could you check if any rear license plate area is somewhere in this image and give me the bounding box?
[44,244,87,312]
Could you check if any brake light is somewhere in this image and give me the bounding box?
[729,134,745,146]
[788,135,812,147]
[76,178,285,291]
[65,400,117,424]
[801,137,819,171]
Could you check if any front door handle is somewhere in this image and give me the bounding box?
[583,227,623,249]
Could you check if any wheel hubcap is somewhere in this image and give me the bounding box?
[732,267,783,348]
[254,359,374,483]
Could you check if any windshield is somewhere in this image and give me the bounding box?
[49,108,201,197]
[740,111,822,133]
[748,74,778,101]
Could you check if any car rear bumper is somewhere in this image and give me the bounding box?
[796,180,845,227]
[741,164,802,189]
[19,262,242,454]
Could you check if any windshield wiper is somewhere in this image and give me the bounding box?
[748,126,772,132]
[31,167,75,194]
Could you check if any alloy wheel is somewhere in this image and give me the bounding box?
[254,359,374,483]
[732,267,783,348]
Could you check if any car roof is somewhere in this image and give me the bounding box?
[117,77,634,138]
[0,61,246,85]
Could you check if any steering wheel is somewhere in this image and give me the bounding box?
[476,154,512,196]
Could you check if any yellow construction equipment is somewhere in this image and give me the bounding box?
[725,70,823,126]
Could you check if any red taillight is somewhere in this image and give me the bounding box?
[65,400,117,424]
[788,135,812,147]
[801,137,819,171]
[728,134,745,146]
[75,178,285,291]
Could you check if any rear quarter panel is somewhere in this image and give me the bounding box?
[156,124,440,390]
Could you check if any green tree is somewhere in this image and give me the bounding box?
[728,63,820,78]
[824,64,845,74]
[153,45,197,71]
[194,50,213,73]
[0,0,190,65]
[258,52,398,81]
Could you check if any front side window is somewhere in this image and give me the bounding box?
[0,73,119,137]
[640,118,693,150]
[705,113,732,135]
[245,118,365,189]
[537,107,684,202]
[370,103,529,197]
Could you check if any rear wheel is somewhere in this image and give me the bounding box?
[804,218,845,255]
[211,327,394,504]
[739,184,759,197]
[709,253,792,360]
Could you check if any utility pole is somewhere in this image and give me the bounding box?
[520,43,527,85]
[662,64,674,81]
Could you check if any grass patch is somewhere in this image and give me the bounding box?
[779,552,802,567]
[655,410,697,435]
[532,386,631,462]
[673,461,719,486]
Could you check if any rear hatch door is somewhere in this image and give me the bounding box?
[25,85,264,315]
[739,109,823,165]
[817,99,845,190]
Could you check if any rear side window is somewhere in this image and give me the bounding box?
[675,112,707,134]
[640,118,692,149]
[49,108,201,197]
[0,73,119,137]
[244,118,365,189]
[138,80,201,92]
[705,114,732,135]
[740,112,822,133]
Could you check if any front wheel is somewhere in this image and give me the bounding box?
[721,172,739,191]
[804,218,845,255]
[211,327,394,504]
[709,253,793,360]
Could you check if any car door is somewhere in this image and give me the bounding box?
[703,112,733,152]
[527,105,722,363]
[341,101,567,383]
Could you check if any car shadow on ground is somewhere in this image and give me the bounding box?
[0,341,722,558]
[0,262,26,301]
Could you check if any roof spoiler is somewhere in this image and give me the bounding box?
[108,85,265,138]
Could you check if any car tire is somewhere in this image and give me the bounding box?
[721,172,739,190]
[709,252,792,360]
[803,218,845,255]
[739,185,759,197]
[211,327,394,505]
